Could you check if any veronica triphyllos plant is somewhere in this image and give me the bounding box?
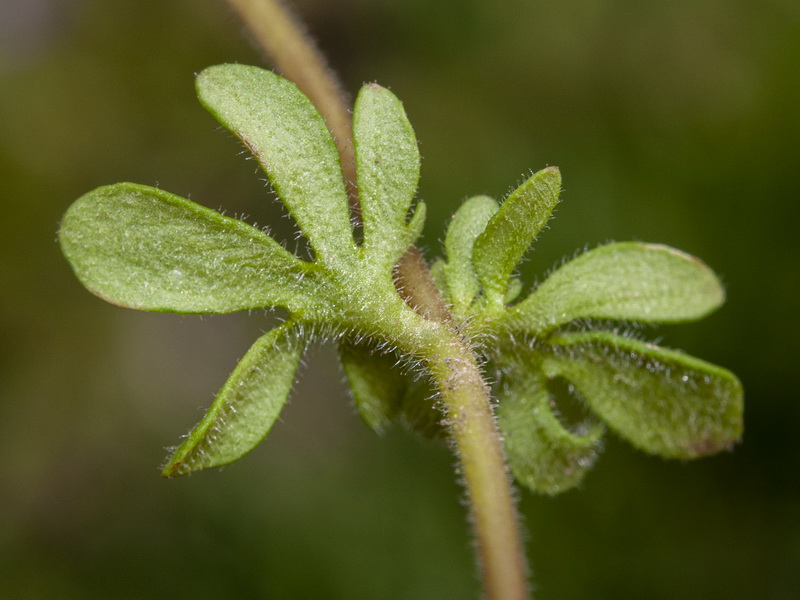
[59,63,742,599]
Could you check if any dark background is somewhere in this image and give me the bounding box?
[2,0,798,598]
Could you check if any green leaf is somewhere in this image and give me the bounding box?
[162,324,304,476]
[353,84,421,267]
[429,258,452,292]
[59,183,313,314]
[339,342,444,439]
[543,331,743,459]
[429,258,449,301]
[472,167,561,305]
[510,242,725,333]
[504,277,524,305]
[196,64,356,266]
[339,342,405,433]
[404,201,427,254]
[442,195,499,311]
[497,361,603,495]
[398,375,445,440]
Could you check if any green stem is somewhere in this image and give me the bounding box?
[224,0,358,206]
[223,1,530,597]
[425,333,529,600]
[393,247,453,323]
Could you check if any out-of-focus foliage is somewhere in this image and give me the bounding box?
[1,0,798,598]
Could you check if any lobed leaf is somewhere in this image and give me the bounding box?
[472,167,561,305]
[162,324,304,476]
[429,258,448,295]
[398,375,445,440]
[497,362,603,494]
[339,342,444,439]
[504,277,524,305]
[59,183,312,314]
[511,242,725,333]
[543,331,743,459]
[353,84,422,267]
[339,342,405,433]
[404,201,427,256]
[196,64,356,266]
[442,195,499,311]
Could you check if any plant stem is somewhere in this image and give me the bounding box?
[425,333,530,600]
[223,1,530,597]
[393,247,453,323]
[224,0,358,206]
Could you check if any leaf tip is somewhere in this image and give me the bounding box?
[160,442,199,478]
[160,463,182,479]
[538,165,561,185]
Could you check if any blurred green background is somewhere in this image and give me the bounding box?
[2,0,798,598]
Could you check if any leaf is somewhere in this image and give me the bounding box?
[339,342,405,433]
[543,331,743,459]
[504,277,524,305]
[339,342,444,439]
[404,201,427,255]
[497,361,603,495]
[472,167,561,304]
[59,183,313,314]
[196,64,356,266]
[398,375,445,440]
[162,324,304,476]
[428,258,450,304]
[353,83,421,267]
[510,242,725,333]
[442,195,499,311]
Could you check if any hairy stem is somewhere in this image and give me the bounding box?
[224,0,358,205]
[393,247,452,323]
[223,1,529,597]
[426,334,530,600]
